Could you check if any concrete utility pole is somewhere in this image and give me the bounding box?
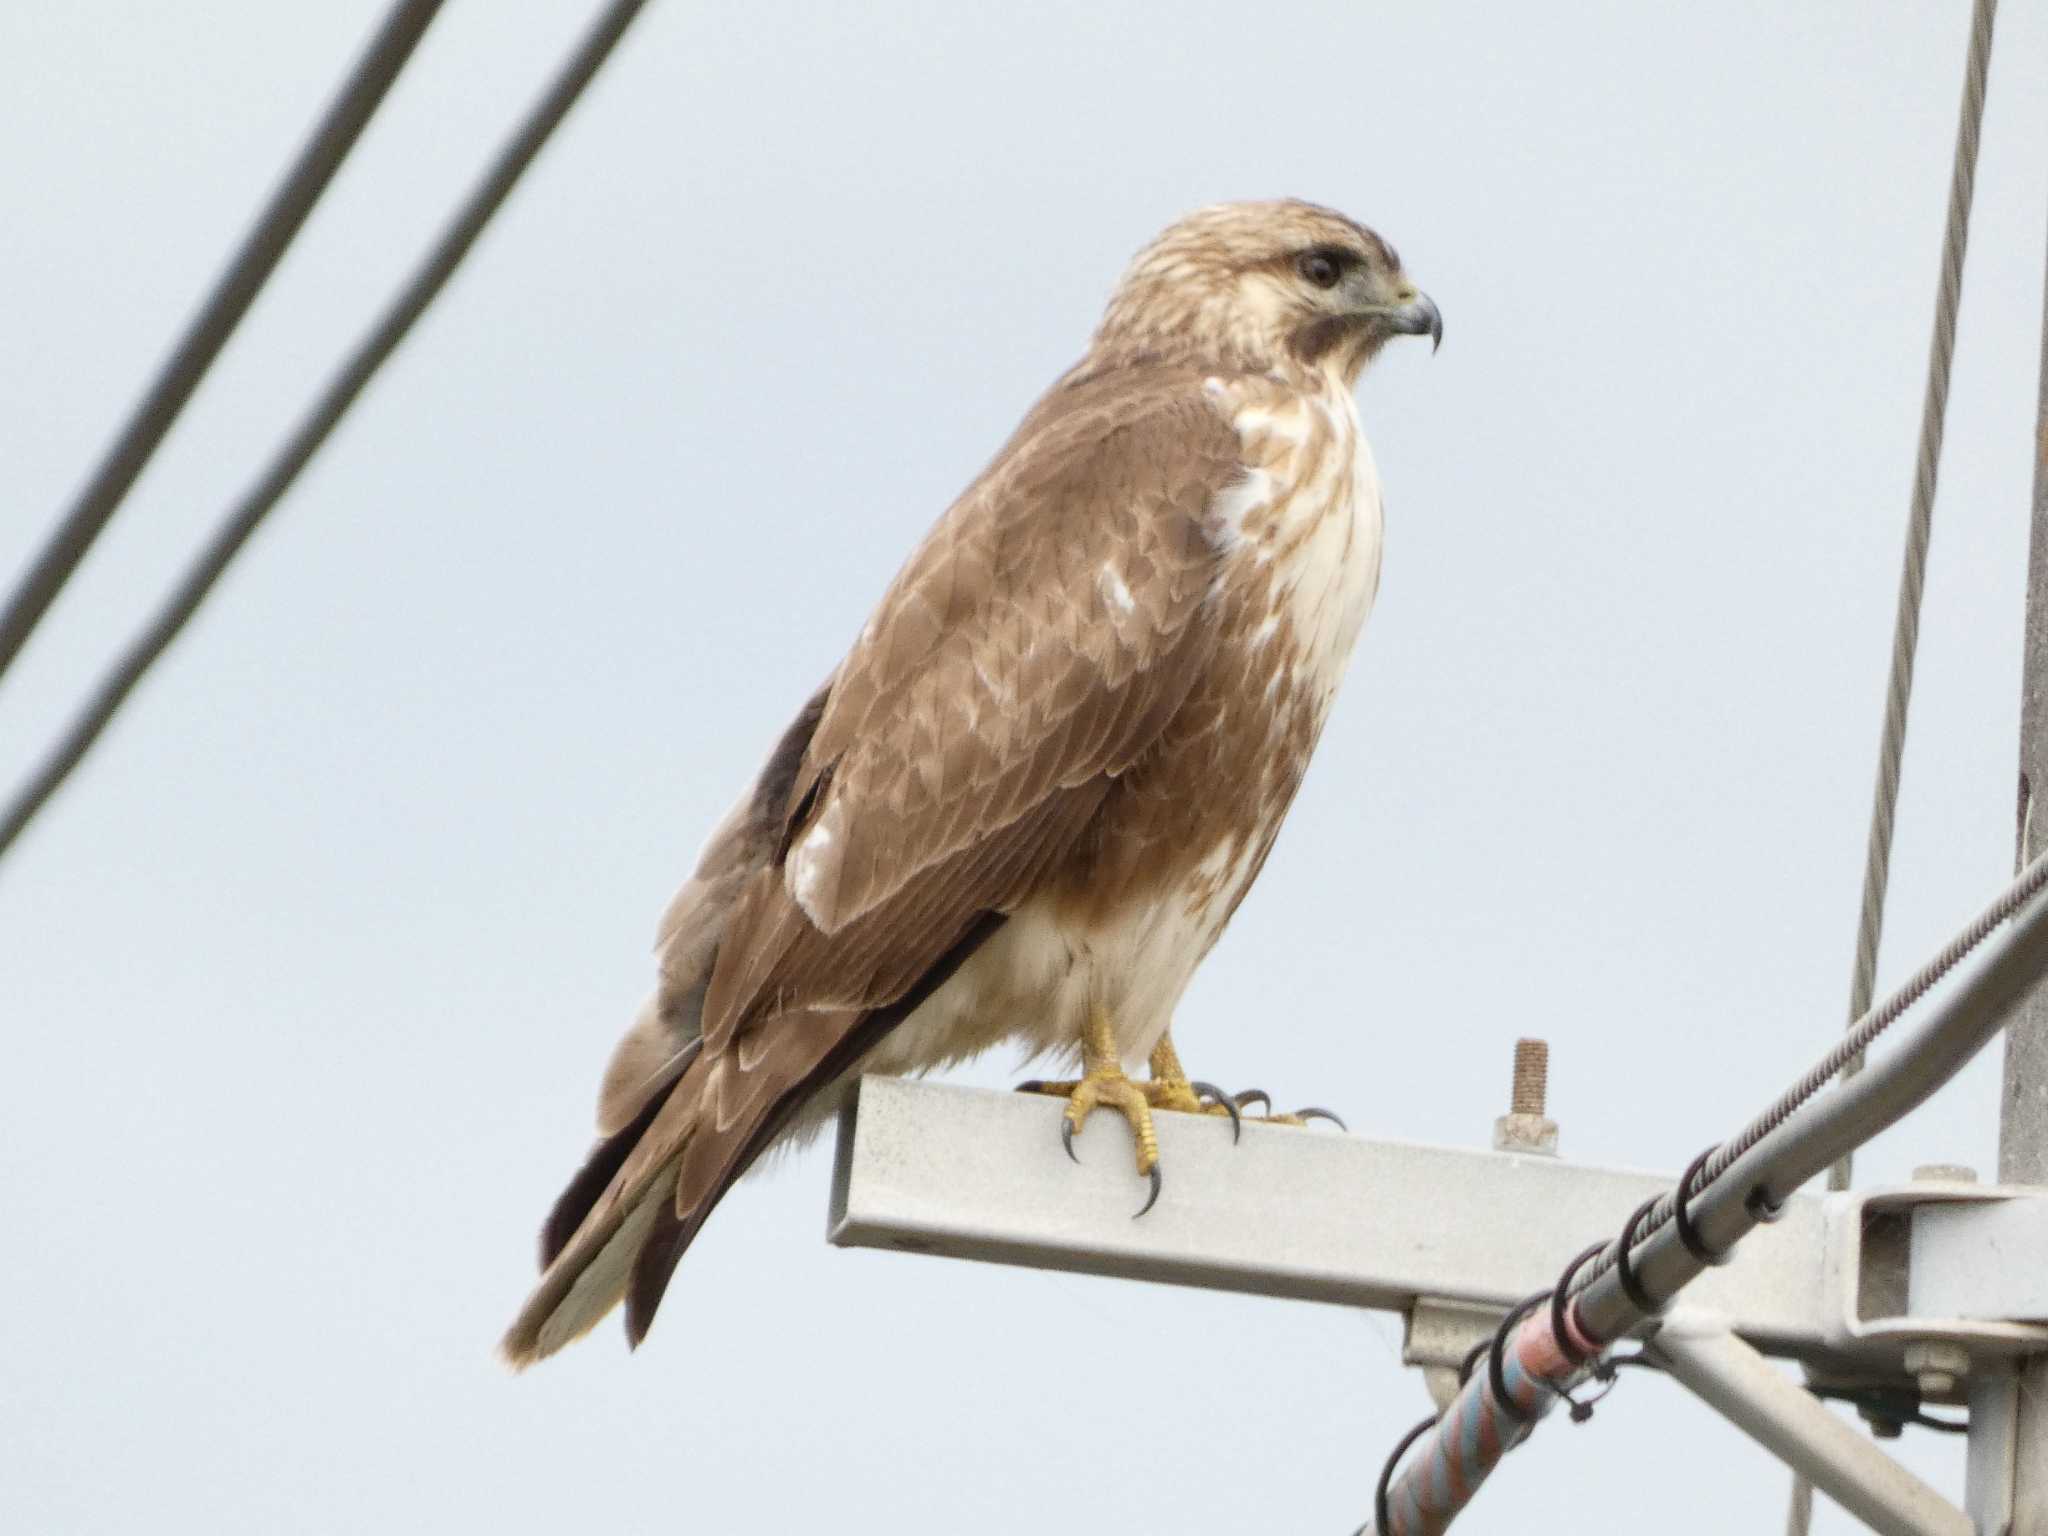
[2001,219,2048,1536]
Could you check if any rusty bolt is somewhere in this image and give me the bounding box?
[1494,1038,1559,1157]
[1511,1038,1549,1117]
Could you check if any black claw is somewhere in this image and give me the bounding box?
[1190,1081,1243,1144]
[1234,1088,1272,1115]
[1060,1117,1080,1164]
[1133,1164,1163,1219]
[1016,1079,1047,1094]
[1295,1106,1349,1131]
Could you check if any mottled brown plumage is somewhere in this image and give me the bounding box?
[502,200,1438,1364]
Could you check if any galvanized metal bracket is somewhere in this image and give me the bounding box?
[828,1075,1832,1347]
[831,1079,2048,1388]
[1402,1298,1504,1410]
[1822,1181,2048,1367]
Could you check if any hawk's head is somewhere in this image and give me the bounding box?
[1094,200,1440,383]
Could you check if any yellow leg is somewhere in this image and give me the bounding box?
[1145,1035,1205,1114]
[1024,1031,1223,1116]
[1017,1020,1263,1214]
[1068,1005,1159,1174]
[1019,1005,1164,1212]
[1146,1034,1246,1131]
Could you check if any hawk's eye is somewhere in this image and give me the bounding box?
[1297,251,1342,289]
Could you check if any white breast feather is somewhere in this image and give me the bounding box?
[1222,386,1384,703]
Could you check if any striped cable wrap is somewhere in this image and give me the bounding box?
[1372,1297,1600,1535]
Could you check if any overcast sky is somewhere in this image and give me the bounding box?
[4,4,2046,1532]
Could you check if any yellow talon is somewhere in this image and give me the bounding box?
[1017,1019,1276,1213]
[1018,1005,1165,1213]
[1063,1068,1160,1178]
[1149,1034,1344,1134]
[1145,1035,1242,1137]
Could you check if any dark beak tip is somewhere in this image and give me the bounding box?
[1390,293,1443,352]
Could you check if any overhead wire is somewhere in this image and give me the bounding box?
[0,0,447,684]
[1828,0,1996,1174]
[0,0,652,867]
[1797,3,1998,1519]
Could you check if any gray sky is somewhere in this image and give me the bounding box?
[4,4,2045,1531]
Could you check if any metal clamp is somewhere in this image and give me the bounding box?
[1821,1181,2048,1364]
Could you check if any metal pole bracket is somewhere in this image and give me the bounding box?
[1823,1182,2048,1368]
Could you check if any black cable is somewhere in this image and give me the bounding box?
[1457,1338,1488,1387]
[1904,1409,1969,1434]
[1456,1255,1611,1426]
[1548,1243,1605,1366]
[1807,1384,1969,1435]
[1486,1290,1551,1426]
[1369,1414,1440,1536]
[0,0,446,683]
[0,0,652,866]
[1386,1264,1654,1531]
[1673,1146,1732,1267]
[1611,1197,1663,1315]
[1559,1349,1662,1423]
[1603,1352,1663,1373]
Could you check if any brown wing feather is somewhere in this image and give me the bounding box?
[503,367,1244,1362]
[623,911,1007,1343]
[703,375,1239,1042]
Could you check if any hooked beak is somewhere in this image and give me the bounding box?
[1386,291,1443,353]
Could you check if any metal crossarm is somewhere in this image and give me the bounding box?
[832,1078,1828,1350]
[829,858,2048,1535]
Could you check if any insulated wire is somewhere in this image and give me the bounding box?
[0,0,653,866]
[0,0,447,682]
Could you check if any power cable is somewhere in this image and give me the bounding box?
[0,0,446,683]
[1798,4,1998,1514]
[1829,0,1996,1172]
[0,0,652,867]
